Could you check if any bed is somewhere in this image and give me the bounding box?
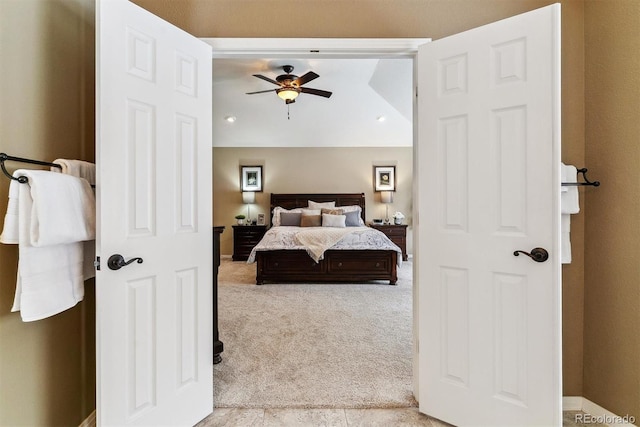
[248,193,401,285]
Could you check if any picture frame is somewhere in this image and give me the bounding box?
[257,213,266,226]
[374,166,396,191]
[241,166,263,192]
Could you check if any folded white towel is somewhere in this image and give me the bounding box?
[51,159,97,280]
[561,163,580,214]
[0,173,86,321]
[52,159,96,185]
[560,163,580,265]
[561,214,572,264]
[0,180,19,244]
[19,170,95,247]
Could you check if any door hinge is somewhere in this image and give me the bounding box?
[94,256,100,271]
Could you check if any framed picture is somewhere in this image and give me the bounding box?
[374,166,396,191]
[257,213,266,226]
[241,166,263,192]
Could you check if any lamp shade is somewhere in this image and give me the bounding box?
[242,191,255,204]
[380,191,393,204]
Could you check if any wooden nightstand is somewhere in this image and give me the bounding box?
[370,224,408,261]
[232,225,267,261]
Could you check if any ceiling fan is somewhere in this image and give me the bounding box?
[246,65,333,104]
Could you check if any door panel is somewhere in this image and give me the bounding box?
[415,4,561,426]
[96,1,213,425]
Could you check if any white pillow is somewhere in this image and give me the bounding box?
[308,200,336,209]
[272,206,304,227]
[322,213,346,228]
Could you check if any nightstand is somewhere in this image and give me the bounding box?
[232,225,267,261]
[370,224,408,261]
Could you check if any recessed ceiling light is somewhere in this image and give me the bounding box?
[376,115,386,122]
[224,115,236,123]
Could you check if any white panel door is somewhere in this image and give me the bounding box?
[96,0,213,425]
[415,4,561,426]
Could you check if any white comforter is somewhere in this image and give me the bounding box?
[247,226,403,265]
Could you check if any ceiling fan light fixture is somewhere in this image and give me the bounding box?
[277,87,300,102]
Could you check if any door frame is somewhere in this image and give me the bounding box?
[204,37,429,401]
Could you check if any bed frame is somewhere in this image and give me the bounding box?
[255,193,398,285]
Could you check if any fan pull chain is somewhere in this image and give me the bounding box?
[287,104,290,120]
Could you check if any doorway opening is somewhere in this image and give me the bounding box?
[207,38,428,408]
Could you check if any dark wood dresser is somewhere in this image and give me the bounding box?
[370,223,409,261]
[213,226,224,363]
[232,225,267,261]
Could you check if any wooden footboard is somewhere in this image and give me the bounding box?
[255,250,397,285]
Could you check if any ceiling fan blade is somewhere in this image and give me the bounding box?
[246,89,277,95]
[300,87,333,98]
[294,71,319,87]
[252,74,280,86]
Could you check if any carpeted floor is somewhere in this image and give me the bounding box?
[213,258,416,409]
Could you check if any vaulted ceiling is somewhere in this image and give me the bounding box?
[212,58,413,148]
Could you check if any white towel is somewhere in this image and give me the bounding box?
[561,163,580,214]
[561,214,572,264]
[52,159,96,185]
[0,171,88,321]
[51,159,96,280]
[22,170,95,246]
[0,180,19,244]
[561,163,580,264]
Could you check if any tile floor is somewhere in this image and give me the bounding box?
[197,408,449,427]
[197,408,605,427]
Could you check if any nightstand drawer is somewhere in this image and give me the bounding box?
[232,225,267,261]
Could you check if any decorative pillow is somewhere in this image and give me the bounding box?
[301,208,321,216]
[308,200,336,209]
[272,207,304,227]
[322,214,346,228]
[321,208,344,216]
[344,211,362,227]
[300,214,322,227]
[280,212,302,226]
[339,205,365,225]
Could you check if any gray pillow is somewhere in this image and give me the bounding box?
[280,212,302,226]
[344,210,361,227]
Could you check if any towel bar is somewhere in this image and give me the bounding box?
[561,167,600,187]
[0,152,62,184]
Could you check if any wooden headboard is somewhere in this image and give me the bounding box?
[270,193,366,224]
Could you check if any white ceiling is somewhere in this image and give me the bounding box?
[212,58,413,148]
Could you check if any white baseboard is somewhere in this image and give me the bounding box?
[563,396,637,427]
[79,410,96,427]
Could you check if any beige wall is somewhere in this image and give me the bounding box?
[0,0,95,425]
[213,147,413,256]
[583,0,640,419]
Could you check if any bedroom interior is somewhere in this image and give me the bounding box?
[1,0,639,426]
[211,57,415,258]
[211,56,415,407]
